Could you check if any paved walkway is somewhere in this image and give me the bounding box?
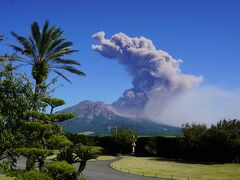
[14,157,157,180]
[81,157,156,180]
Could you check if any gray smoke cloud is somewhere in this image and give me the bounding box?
[92,32,203,117]
[92,32,203,116]
[91,32,240,126]
[147,86,240,126]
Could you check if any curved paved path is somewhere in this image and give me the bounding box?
[14,157,157,180]
[81,157,157,180]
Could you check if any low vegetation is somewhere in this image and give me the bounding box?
[112,156,240,179]
[1,20,240,180]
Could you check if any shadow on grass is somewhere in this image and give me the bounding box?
[148,157,226,165]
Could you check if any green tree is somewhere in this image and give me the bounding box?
[45,161,77,180]
[111,127,137,154]
[0,63,33,165]
[73,147,98,176]
[10,20,85,110]
[0,64,33,131]
[57,147,99,176]
[17,97,74,171]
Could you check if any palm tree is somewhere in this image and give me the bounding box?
[73,147,98,176]
[10,20,85,110]
[57,147,99,176]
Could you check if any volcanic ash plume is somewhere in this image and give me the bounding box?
[92,32,203,117]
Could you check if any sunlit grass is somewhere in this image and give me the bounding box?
[0,174,14,180]
[111,156,240,180]
[96,155,116,161]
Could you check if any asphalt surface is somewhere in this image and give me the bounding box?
[14,157,156,180]
[81,157,156,180]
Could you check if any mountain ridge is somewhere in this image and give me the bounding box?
[58,100,181,136]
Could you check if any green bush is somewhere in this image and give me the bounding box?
[135,136,180,158]
[5,169,26,177]
[66,133,96,146]
[15,170,52,180]
[0,160,12,173]
[45,161,77,180]
[47,134,73,149]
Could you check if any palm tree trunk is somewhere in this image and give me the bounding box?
[77,161,86,176]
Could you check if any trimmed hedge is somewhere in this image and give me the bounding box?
[45,161,77,180]
[66,133,97,146]
[135,136,181,158]
[15,170,52,180]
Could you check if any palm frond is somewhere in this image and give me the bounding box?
[8,44,25,53]
[10,32,36,58]
[46,49,78,60]
[31,22,41,47]
[61,65,85,76]
[51,69,72,83]
[52,58,81,65]
[9,20,85,84]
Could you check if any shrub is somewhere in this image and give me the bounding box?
[66,133,96,146]
[5,169,26,177]
[135,136,180,158]
[0,160,11,173]
[45,161,77,180]
[15,170,52,180]
[47,134,73,149]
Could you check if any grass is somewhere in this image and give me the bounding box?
[111,156,240,180]
[96,155,116,161]
[0,174,14,180]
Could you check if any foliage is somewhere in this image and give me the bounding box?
[0,34,4,41]
[10,20,85,110]
[47,134,73,149]
[5,169,26,177]
[42,97,65,114]
[14,148,52,158]
[14,148,52,171]
[135,120,240,163]
[57,148,75,164]
[180,120,240,162]
[45,161,77,180]
[50,113,76,122]
[0,64,33,132]
[0,161,12,173]
[56,146,99,175]
[99,128,137,154]
[0,64,33,162]
[135,136,180,158]
[10,20,85,82]
[0,123,14,158]
[15,170,52,180]
[65,133,97,146]
[0,22,82,178]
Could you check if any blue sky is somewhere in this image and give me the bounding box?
[1,0,240,110]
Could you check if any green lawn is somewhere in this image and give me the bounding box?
[111,156,240,180]
[96,155,116,161]
[0,174,14,180]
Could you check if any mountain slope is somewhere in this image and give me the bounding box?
[58,100,181,136]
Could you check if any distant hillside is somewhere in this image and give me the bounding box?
[58,100,181,136]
